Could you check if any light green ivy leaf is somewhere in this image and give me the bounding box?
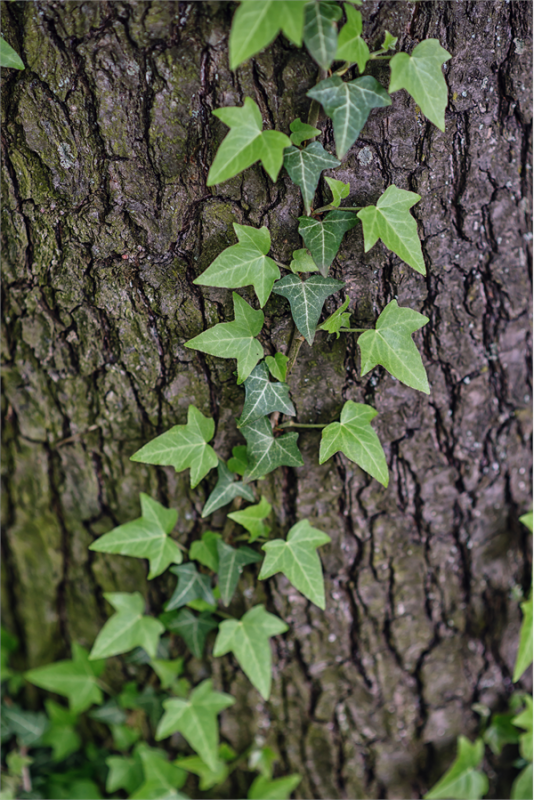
[241,417,304,481]
[298,210,358,275]
[89,593,164,661]
[512,696,533,763]
[284,141,340,215]
[289,117,321,146]
[213,605,288,699]
[511,764,533,800]
[303,1,341,70]
[202,461,256,518]
[190,531,221,571]
[228,496,272,543]
[319,401,389,487]
[335,4,369,72]
[41,700,81,762]
[25,643,105,714]
[159,609,219,659]
[227,445,249,476]
[229,0,307,70]
[289,248,319,274]
[380,30,398,52]
[130,743,188,800]
[248,774,302,800]
[176,744,236,791]
[217,541,263,606]
[424,736,488,800]
[325,176,350,208]
[318,296,351,338]
[238,361,296,427]
[106,752,143,795]
[166,563,215,611]
[265,352,290,382]
[358,299,430,393]
[0,39,24,70]
[389,39,452,131]
[186,292,264,385]
[273,274,345,345]
[1,704,49,747]
[259,520,331,609]
[513,587,533,682]
[151,658,184,690]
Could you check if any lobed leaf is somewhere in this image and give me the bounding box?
[335,4,369,72]
[228,496,272,543]
[241,416,304,480]
[273,274,345,345]
[238,361,296,427]
[289,248,319,274]
[229,0,307,70]
[289,117,321,146]
[284,141,340,215]
[159,609,219,659]
[130,743,188,800]
[325,176,350,208]
[165,563,215,611]
[248,774,302,800]
[317,296,351,338]
[217,541,262,606]
[424,736,488,800]
[298,210,358,275]
[303,1,341,70]
[389,39,451,131]
[89,593,164,661]
[227,445,249,476]
[25,644,105,714]
[265,352,289,382]
[202,461,255,518]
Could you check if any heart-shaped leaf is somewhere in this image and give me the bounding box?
[238,361,295,427]
[228,496,272,543]
[159,609,219,659]
[273,274,345,345]
[389,39,451,131]
[298,210,358,275]
[335,4,369,72]
[284,141,340,215]
[165,564,215,611]
[216,541,262,605]
[202,461,255,518]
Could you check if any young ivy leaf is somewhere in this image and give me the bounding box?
[248,774,302,800]
[284,141,340,215]
[89,593,164,661]
[307,75,391,159]
[194,223,280,308]
[325,176,350,208]
[131,405,218,489]
[202,461,256,518]
[389,40,452,131]
[298,210,358,275]
[512,696,533,762]
[208,98,291,185]
[289,248,319,274]
[41,700,81,762]
[424,737,488,800]
[380,30,398,52]
[89,493,182,580]
[159,609,219,659]
[217,541,262,606]
[273,274,345,345]
[241,416,304,481]
[265,352,289,382]
[319,401,389,487]
[177,748,236,792]
[259,520,331,609]
[318,296,351,338]
[151,658,184,690]
[190,532,222,572]
[335,4,369,73]
[186,292,264,385]
[289,117,321,147]
[227,445,249,476]
[228,496,272,543]
[130,744,188,800]
[357,184,425,274]
[165,563,215,611]
[0,39,25,70]
[358,299,430,393]
[106,751,144,795]
[303,1,341,70]
[156,679,235,772]
[25,644,105,714]
[229,0,307,70]
[213,605,288,699]
[237,361,296,427]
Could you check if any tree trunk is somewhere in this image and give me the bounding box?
[1,1,531,797]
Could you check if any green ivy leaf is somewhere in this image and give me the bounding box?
[25,644,105,714]
[358,299,430,393]
[151,658,184,690]
[259,520,331,609]
[229,0,307,70]
[273,274,345,345]
[289,117,321,146]
[227,445,249,476]
[156,679,235,772]
[319,401,388,486]
[130,743,188,800]
[213,605,288,699]
[265,352,289,382]
[228,496,272,543]
[483,713,520,756]
[111,723,140,751]
[356,184,425,274]
[0,39,24,70]
[89,493,182,579]
[289,248,319,274]
[303,1,341,69]
[424,737,488,800]
[307,75,391,159]
[131,405,218,489]
[238,361,296,427]
[89,593,164,661]
[241,417,304,480]
[298,210,358,275]
[176,745,235,790]
[41,700,81,762]
[194,223,280,308]
[283,141,340,215]
[248,774,302,800]
[512,696,533,762]
[202,461,256,518]
[2,704,49,747]
[325,176,350,208]
[511,764,533,800]
[217,541,263,605]
[208,98,291,185]
[380,30,398,52]
[166,564,215,611]
[159,609,219,659]
[520,512,533,532]
[106,752,143,795]
[335,4,369,72]
[186,292,264,385]
[514,588,533,682]
[317,296,351,337]
[389,39,452,131]
[190,531,222,571]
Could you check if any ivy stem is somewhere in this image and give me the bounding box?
[278,421,326,429]
[274,259,290,270]
[312,204,363,214]
[307,67,328,130]
[286,332,306,376]
[369,53,394,60]
[213,609,236,620]
[333,61,353,76]
[339,327,369,333]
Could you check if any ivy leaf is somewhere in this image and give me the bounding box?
[159,609,219,659]
[151,658,184,690]
[358,299,430,393]
[156,679,235,772]
[424,736,488,800]
[166,564,215,611]
[111,723,141,751]
[389,39,452,131]
[335,4,369,72]
[520,512,533,532]
[208,97,291,185]
[356,184,425,274]
[303,1,341,70]
[41,700,81,762]
[89,493,182,580]
[213,605,288,699]
[1,704,49,747]
[186,292,264,385]
[511,764,533,800]
[259,520,331,609]
[227,445,249,476]
[513,588,533,682]
[248,774,302,800]
[229,0,307,70]
[512,696,533,762]
[202,461,256,518]
[89,593,164,661]
[190,531,222,572]
[380,30,398,52]
[307,75,391,159]
[317,296,351,338]
[177,745,236,791]
[265,352,289,382]
[319,401,389,486]
[298,210,358,275]
[283,141,340,215]
[0,39,25,70]
[217,541,263,605]
[130,743,188,800]
[238,361,296,427]
[106,752,144,795]
[289,248,319,274]
[273,274,345,345]
[194,223,280,308]
[289,117,321,146]
[228,496,272,543]
[325,176,350,208]
[131,405,218,489]
[241,417,304,480]
[25,643,105,714]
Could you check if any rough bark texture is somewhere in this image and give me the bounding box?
[1,1,532,798]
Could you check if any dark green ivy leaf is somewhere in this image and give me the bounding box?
[217,541,262,606]
[303,1,341,70]
[298,210,358,275]
[189,531,222,571]
[159,609,219,659]
[241,417,304,481]
[202,461,255,518]
[273,274,345,345]
[238,361,296,427]
[166,564,215,611]
[283,141,340,215]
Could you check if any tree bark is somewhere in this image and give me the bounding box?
[1,1,532,798]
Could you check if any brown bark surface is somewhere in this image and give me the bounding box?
[1,2,532,798]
